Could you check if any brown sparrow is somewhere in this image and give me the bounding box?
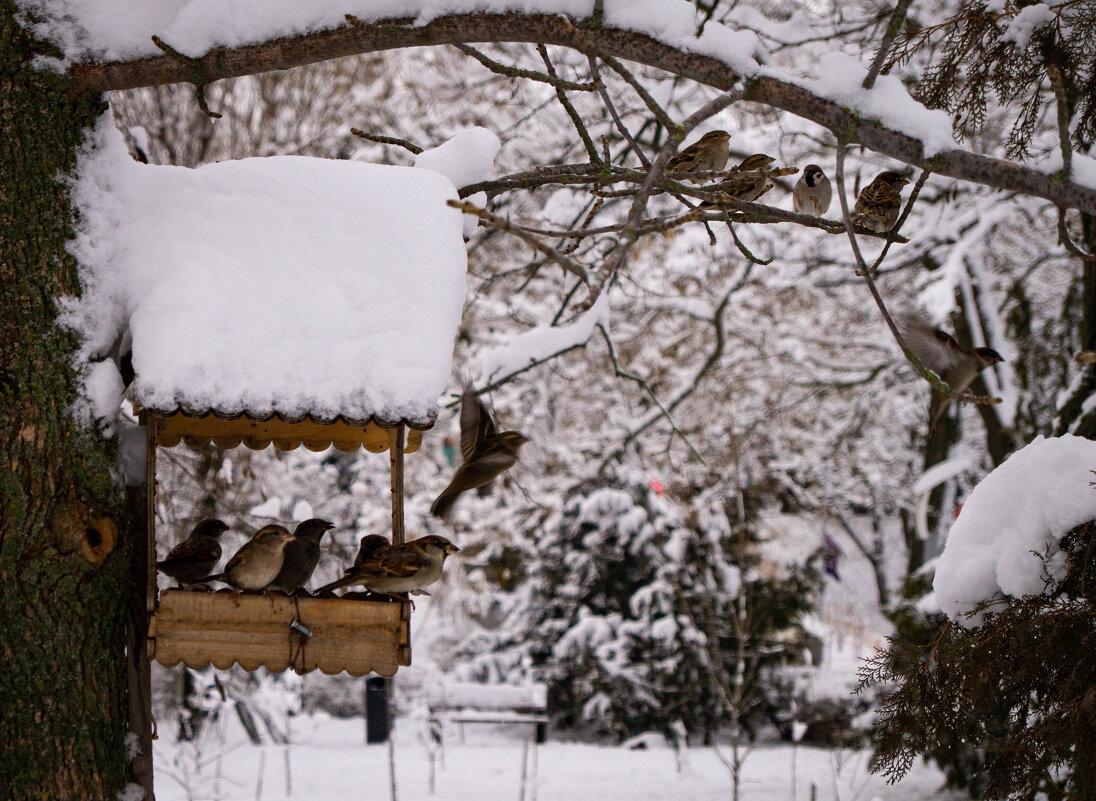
[666,130,731,177]
[705,153,776,205]
[431,386,529,519]
[898,313,1005,436]
[266,518,334,594]
[851,171,909,232]
[157,518,228,585]
[314,535,460,596]
[793,164,832,216]
[353,534,391,565]
[213,525,295,591]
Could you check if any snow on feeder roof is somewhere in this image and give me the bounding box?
[66,121,468,446]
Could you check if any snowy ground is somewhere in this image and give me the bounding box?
[153,712,957,801]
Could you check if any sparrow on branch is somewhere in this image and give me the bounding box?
[156,518,228,586]
[213,525,295,591]
[704,153,776,205]
[666,130,731,177]
[266,518,334,594]
[431,386,529,519]
[314,535,460,597]
[793,164,832,216]
[852,171,909,232]
[898,313,1005,436]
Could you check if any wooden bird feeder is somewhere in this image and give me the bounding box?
[137,406,429,677]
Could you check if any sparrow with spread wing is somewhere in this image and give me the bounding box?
[666,130,732,177]
[793,164,832,217]
[157,518,229,585]
[314,535,460,597]
[851,171,909,232]
[898,313,1005,436]
[266,518,334,594]
[211,525,295,591]
[430,386,529,519]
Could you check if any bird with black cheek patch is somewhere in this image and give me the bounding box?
[266,518,334,594]
[157,518,229,586]
[431,386,529,519]
[666,130,732,178]
[898,313,1006,437]
[793,164,832,217]
[852,171,909,232]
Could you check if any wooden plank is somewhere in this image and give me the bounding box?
[150,590,408,677]
[154,412,423,455]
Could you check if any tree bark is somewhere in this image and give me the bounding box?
[0,6,130,799]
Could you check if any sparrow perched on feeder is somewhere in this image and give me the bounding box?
[666,130,732,177]
[314,535,460,597]
[266,518,334,594]
[793,164,832,217]
[704,154,776,206]
[353,534,391,565]
[156,518,229,585]
[898,313,1006,436]
[431,387,529,519]
[851,171,909,232]
[213,525,295,591]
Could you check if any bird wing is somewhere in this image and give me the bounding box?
[459,387,494,463]
[858,178,901,209]
[223,546,250,576]
[899,315,961,374]
[363,546,428,579]
[160,536,220,566]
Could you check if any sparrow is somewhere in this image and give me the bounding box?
[898,313,1005,436]
[430,386,529,519]
[353,534,391,566]
[266,518,334,594]
[851,171,909,232]
[211,525,295,591]
[793,164,832,216]
[666,130,731,177]
[705,154,776,205]
[314,535,460,596]
[156,518,228,585]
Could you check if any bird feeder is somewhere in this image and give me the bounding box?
[139,407,426,676]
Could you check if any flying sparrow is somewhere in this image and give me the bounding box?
[212,525,295,591]
[314,535,460,597]
[705,153,776,205]
[898,313,1005,436]
[156,518,228,585]
[666,130,732,177]
[851,171,909,232]
[793,164,832,216]
[430,386,529,519]
[266,518,334,594]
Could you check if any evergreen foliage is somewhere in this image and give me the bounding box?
[861,520,1096,800]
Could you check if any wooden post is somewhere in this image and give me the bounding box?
[388,425,411,665]
[125,418,156,800]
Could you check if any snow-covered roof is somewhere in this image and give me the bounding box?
[65,121,469,427]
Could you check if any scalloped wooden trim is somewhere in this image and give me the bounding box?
[149,590,409,676]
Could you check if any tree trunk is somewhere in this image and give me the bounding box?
[0,7,131,800]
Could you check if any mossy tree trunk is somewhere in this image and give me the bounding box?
[0,5,132,799]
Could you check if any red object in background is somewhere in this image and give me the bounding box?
[649,480,664,497]
[955,502,964,518]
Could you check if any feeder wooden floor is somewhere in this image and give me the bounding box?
[149,590,411,676]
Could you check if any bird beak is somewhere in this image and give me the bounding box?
[445,543,461,555]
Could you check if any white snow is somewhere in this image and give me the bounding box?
[1001,3,1055,49]
[84,358,125,429]
[291,500,314,522]
[250,497,283,519]
[63,117,467,425]
[476,292,610,385]
[934,435,1096,626]
[414,127,499,190]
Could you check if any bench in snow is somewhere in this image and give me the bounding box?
[426,682,548,743]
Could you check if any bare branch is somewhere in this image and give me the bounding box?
[862,0,914,90]
[587,55,651,169]
[452,43,595,91]
[538,43,602,164]
[349,128,423,154]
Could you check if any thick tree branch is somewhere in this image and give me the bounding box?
[68,11,1096,215]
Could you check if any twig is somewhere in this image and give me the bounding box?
[1048,61,1096,260]
[150,35,222,118]
[453,43,595,91]
[538,44,602,164]
[862,0,914,90]
[448,199,593,285]
[587,55,650,169]
[350,128,423,155]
